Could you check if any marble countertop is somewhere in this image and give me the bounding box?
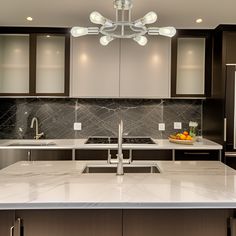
[0,160,235,209]
[0,138,222,150]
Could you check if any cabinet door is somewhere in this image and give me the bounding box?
[224,32,236,64]
[71,36,120,98]
[17,210,122,236]
[123,209,229,236]
[0,210,15,236]
[176,38,205,95]
[31,149,72,161]
[0,34,30,95]
[0,150,29,169]
[171,30,212,97]
[35,34,69,95]
[120,37,171,98]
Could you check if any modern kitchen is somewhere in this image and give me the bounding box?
[0,0,236,235]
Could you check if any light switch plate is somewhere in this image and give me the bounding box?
[174,122,182,129]
[158,123,165,131]
[74,122,82,130]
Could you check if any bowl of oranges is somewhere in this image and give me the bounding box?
[169,131,196,145]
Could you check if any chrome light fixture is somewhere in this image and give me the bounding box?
[71,0,176,46]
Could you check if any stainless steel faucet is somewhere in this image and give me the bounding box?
[117,120,124,175]
[30,117,44,140]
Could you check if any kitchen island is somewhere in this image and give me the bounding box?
[0,160,235,236]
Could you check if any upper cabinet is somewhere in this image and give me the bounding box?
[0,28,70,96]
[70,36,120,98]
[171,30,213,97]
[0,34,30,94]
[71,36,171,98]
[120,37,171,98]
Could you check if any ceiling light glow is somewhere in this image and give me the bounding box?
[26,17,33,21]
[196,18,203,23]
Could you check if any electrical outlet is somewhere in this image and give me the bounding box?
[158,123,165,131]
[174,122,182,129]
[74,122,82,130]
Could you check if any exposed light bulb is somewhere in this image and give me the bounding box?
[71,27,88,37]
[133,36,148,46]
[158,27,176,37]
[142,11,158,24]
[100,35,114,46]
[90,11,113,27]
[134,11,157,27]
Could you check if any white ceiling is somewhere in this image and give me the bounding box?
[0,0,236,29]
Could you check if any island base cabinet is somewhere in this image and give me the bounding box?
[16,210,122,236]
[123,210,231,236]
[0,210,15,236]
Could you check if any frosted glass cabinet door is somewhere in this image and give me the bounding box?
[36,35,65,94]
[176,38,205,95]
[0,35,29,93]
[120,37,171,98]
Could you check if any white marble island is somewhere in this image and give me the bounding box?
[0,160,235,209]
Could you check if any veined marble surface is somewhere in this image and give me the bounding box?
[0,138,222,150]
[0,160,235,209]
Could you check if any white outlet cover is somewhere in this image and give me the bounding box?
[158,123,165,131]
[74,122,82,131]
[174,122,182,129]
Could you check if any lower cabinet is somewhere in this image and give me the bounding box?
[7,209,232,236]
[75,150,172,160]
[123,209,231,236]
[175,150,220,160]
[0,210,15,236]
[30,150,72,161]
[0,150,29,169]
[15,210,122,236]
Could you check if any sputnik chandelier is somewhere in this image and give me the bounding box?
[71,0,176,46]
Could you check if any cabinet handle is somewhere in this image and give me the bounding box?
[224,118,227,142]
[10,226,14,236]
[14,218,23,236]
[183,152,210,155]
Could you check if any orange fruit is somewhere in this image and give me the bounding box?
[186,135,192,140]
[183,131,189,136]
[180,134,186,140]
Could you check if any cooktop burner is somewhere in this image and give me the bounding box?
[85,137,156,144]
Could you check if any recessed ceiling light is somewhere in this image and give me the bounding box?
[196,18,203,23]
[26,17,33,21]
[46,35,50,38]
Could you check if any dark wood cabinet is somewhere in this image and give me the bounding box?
[0,27,70,97]
[175,149,220,160]
[75,149,172,160]
[123,209,230,236]
[16,210,122,236]
[0,210,15,236]
[30,149,72,161]
[171,30,213,97]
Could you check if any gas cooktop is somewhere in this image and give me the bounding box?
[85,137,156,144]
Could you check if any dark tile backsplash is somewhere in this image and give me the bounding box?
[0,98,202,139]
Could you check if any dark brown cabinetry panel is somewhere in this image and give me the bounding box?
[16,210,122,236]
[224,32,236,64]
[175,150,219,160]
[0,27,70,97]
[0,210,15,236]
[123,209,230,236]
[171,30,213,97]
[31,149,72,161]
[75,149,172,160]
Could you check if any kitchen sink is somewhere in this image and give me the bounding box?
[8,142,56,146]
[82,164,160,174]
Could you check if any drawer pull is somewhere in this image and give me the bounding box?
[183,152,210,155]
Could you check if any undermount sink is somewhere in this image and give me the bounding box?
[8,142,56,147]
[82,164,160,174]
